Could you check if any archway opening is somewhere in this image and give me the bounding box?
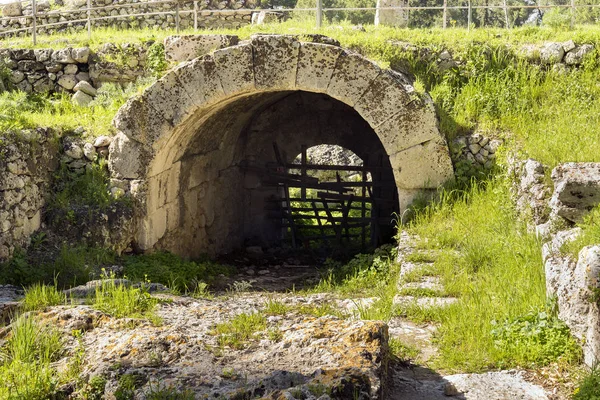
[151,91,399,258]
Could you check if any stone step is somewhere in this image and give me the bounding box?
[388,317,438,363]
[393,295,458,309]
[398,276,444,292]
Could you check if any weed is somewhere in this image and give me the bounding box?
[389,338,420,361]
[212,312,267,350]
[267,328,283,342]
[146,42,169,77]
[78,375,107,400]
[228,280,253,294]
[93,277,158,321]
[396,287,447,298]
[0,315,63,399]
[491,310,582,367]
[264,298,291,315]
[404,252,437,263]
[123,251,231,293]
[21,282,66,312]
[190,281,212,299]
[145,382,195,400]
[114,373,143,400]
[573,364,600,400]
[561,204,600,258]
[296,303,348,319]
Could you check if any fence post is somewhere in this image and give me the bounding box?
[193,1,198,30]
[32,0,37,45]
[316,0,322,28]
[467,0,472,30]
[503,0,509,28]
[442,0,447,28]
[175,0,180,33]
[570,0,575,28]
[87,0,91,40]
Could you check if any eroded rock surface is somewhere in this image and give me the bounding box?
[34,293,389,399]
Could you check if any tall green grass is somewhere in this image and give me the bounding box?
[93,279,158,320]
[410,179,581,371]
[22,283,66,312]
[0,315,63,399]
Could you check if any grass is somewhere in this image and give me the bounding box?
[92,278,159,322]
[0,315,63,399]
[562,204,600,258]
[408,178,582,372]
[212,312,267,350]
[389,338,420,362]
[264,298,292,315]
[122,251,233,294]
[574,364,600,400]
[0,79,153,138]
[21,283,66,312]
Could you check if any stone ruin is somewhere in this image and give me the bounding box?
[108,34,454,258]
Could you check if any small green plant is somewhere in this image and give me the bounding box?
[267,328,283,342]
[93,275,158,321]
[562,204,600,258]
[389,338,420,361]
[264,298,291,315]
[21,282,66,312]
[228,280,253,293]
[0,315,63,399]
[190,281,212,299]
[573,364,600,400]
[123,251,231,293]
[145,382,195,400]
[146,42,169,77]
[490,310,582,367]
[78,375,107,400]
[114,373,142,400]
[212,312,267,350]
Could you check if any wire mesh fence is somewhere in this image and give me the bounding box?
[0,0,599,44]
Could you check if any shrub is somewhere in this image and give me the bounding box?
[146,42,169,77]
[542,7,572,30]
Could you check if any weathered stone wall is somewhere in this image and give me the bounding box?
[0,130,124,262]
[511,159,600,367]
[0,43,148,105]
[0,0,258,36]
[0,129,58,260]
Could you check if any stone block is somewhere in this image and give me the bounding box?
[251,34,300,90]
[212,43,255,95]
[296,42,343,93]
[327,51,381,107]
[390,136,454,190]
[163,34,239,62]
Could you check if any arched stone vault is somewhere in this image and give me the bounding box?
[109,34,454,257]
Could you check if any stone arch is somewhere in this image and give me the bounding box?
[109,34,454,257]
